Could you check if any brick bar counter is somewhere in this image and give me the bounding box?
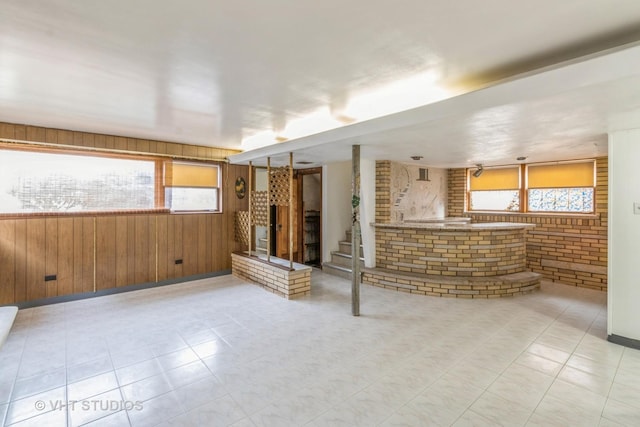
[363,222,541,298]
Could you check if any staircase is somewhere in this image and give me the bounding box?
[254,226,268,255]
[322,229,364,279]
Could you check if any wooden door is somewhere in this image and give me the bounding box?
[276,205,289,259]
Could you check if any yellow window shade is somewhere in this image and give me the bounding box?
[527,161,594,188]
[164,162,219,188]
[469,167,519,190]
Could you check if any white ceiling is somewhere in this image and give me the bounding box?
[2,1,640,167]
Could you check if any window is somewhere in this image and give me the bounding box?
[527,162,594,213]
[467,160,595,214]
[468,167,520,211]
[0,149,155,213]
[0,147,224,215]
[164,161,220,212]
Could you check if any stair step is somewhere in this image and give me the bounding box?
[330,251,365,268]
[345,230,362,243]
[338,241,363,256]
[322,263,353,280]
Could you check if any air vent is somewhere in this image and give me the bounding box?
[417,168,430,181]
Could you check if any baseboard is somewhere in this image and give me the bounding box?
[608,334,640,350]
[10,270,232,309]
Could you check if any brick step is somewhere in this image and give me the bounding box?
[362,267,541,298]
[330,251,364,268]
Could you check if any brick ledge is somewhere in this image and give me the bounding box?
[362,267,541,298]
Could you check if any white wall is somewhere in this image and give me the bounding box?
[360,157,376,267]
[389,162,447,221]
[302,173,321,211]
[322,161,352,263]
[255,168,267,191]
[608,129,640,342]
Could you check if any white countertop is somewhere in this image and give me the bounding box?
[372,222,535,231]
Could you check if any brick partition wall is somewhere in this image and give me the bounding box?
[446,157,608,291]
[375,226,529,277]
[231,253,311,299]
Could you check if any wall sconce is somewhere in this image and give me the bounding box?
[472,164,483,178]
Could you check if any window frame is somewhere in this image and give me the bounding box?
[466,160,596,215]
[0,144,224,216]
[163,160,222,213]
[467,165,522,212]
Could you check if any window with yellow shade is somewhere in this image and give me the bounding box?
[468,166,520,211]
[467,160,596,214]
[526,161,594,213]
[164,161,221,212]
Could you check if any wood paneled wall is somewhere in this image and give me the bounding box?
[0,122,248,305]
[0,121,239,160]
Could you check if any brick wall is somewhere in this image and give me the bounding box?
[447,157,608,291]
[231,253,311,299]
[375,161,392,223]
[375,226,528,277]
[447,169,466,217]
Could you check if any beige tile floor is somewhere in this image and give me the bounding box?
[0,269,639,426]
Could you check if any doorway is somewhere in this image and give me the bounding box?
[265,167,322,265]
[298,168,322,267]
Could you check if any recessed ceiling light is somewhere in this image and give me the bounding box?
[410,156,423,161]
[517,156,527,161]
[296,161,313,165]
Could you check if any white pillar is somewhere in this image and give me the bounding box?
[608,128,640,348]
[359,157,376,268]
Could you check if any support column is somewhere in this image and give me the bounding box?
[352,145,361,316]
[289,153,294,270]
[248,161,253,256]
[267,157,271,263]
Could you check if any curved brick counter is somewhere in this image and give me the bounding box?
[364,222,541,298]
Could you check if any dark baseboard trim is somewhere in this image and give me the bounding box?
[608,334,640,350]
[12,270,232,309]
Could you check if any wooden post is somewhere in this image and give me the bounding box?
[352,145,361,316]
[267,157,271,263]
[248,161,253,256]
[289,152,294,270]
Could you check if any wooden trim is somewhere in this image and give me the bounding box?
[296,166,322,175]
[155,160,165,208]
[0,137,230,162]
[0,208,171,220]
[519,163,526,213]
[1,140,164,162]
[297,172,304,263]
